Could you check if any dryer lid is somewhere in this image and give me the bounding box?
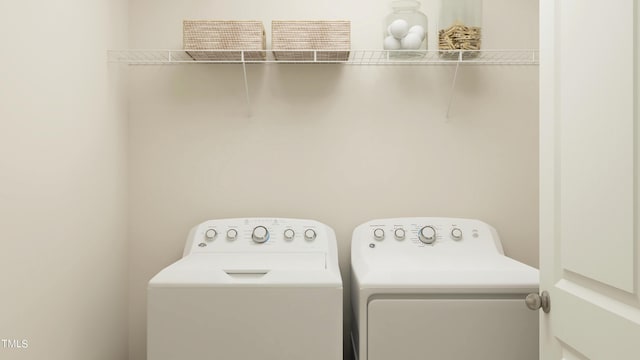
[356,254,539,292]
[351,218,539,292]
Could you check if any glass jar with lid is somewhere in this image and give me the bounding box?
[383,0,428,58]
[438,0,482,58]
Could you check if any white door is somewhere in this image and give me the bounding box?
[539,0,640,358]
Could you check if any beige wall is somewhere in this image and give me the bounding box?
[127,1,539,359]
[0,1,129,360]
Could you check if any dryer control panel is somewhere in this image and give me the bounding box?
[184,218,332,256]
[353,217,505,255]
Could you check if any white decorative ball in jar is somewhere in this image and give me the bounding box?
[383,0,428,58]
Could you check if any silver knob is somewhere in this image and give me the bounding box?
[418,226,437,244]
[205,229,217,240]
[226,229,238,241]
[451,228,463,240]
[304,229,316,241]
[283,228,295,241]
[394,228,406,240]
[525,291,550,313]
[373,228,385,241]
[252,226,269,243]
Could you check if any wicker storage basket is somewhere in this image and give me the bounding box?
[272,20,351,62]
[183,20,266,61]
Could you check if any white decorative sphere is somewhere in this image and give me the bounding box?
[408,25,426,41]
[401,32,423,50]
[389,19,409,39]
[383,35,402,50]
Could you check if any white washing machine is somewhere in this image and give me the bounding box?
[148,218,343,360]
[351,217,539,360]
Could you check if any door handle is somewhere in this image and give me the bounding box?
[525,291,550,313]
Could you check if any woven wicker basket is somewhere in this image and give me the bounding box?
[183,20,266,61]
[272,20,351,62]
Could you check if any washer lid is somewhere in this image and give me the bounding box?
[149,253,342,287]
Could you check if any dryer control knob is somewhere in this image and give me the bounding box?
[418,226,437,244]
[205,229,217,240]
[252,226,269,243]
[304,229,317,241]
[394,228,406,240]
[226,229,238,241]
[283,228,295,241]
[451,228,463,240]
[373,228,385,241]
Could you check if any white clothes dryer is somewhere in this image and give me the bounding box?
[351,217,539,360]
[148,218,343,360]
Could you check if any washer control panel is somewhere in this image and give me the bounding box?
[185,218,330,255]
[355,217,504,255]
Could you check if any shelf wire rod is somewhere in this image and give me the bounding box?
[446,59,461,120]
[241,51,252,117]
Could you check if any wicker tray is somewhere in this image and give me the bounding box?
[272,20,351,62]
[183,20,266,61]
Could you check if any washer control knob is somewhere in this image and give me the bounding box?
[394,228,406,240]
[304,229,317,241]
[451,228,463,240]
[418,226,437,244]
[226,229,238,241]
[373,228,385,241]
[283,229,295,241]
[252,226,269,243]
[205,229,217,240]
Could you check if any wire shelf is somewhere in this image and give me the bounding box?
[108,49,539,65]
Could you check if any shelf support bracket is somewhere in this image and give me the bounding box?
[241,51,252,117]
[445,54,462,119]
